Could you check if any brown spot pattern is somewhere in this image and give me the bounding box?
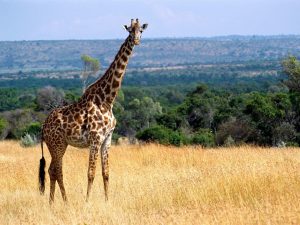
[112,79,119,88]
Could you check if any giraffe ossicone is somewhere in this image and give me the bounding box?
[38,19,148,203]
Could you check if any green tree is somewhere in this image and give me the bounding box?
[115,96,162,138]
[156,112,183,131]
[81,54,100,92]
[177,84,218,131]
[244,92,292,145]
[282,56,300,93]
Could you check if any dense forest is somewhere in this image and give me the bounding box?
[0,56,299,147]
[0,36,300,147]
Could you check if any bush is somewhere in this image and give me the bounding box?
[216,118,254,146]
[136,126,170,145]
[286,142,299,147]
[0,117,8,140]
[20,133,38,148]
[272,122,296,146]
[112,133,121,144]
[23,122,42,138]
[36,86,65,111]
[136,126,185,146]
[191,129,215,147]
[1,109,34,139]
[168,131,183,146]
[224,135,235,147]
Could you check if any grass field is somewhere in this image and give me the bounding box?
[0,141,299,225]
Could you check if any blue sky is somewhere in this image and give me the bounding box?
[0,0,299,41]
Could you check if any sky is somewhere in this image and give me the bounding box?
[0,0,299,41]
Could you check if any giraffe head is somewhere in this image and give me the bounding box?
[123,18,148,45]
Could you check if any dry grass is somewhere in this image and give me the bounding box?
[0,141,299,225]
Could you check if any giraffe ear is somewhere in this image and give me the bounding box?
[123,25,130,31]
[141,23,148,30]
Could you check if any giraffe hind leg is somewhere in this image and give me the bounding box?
[56,159,68,202]
[48,158,68,203]
[48,160,57,204]
[47,141,68,203]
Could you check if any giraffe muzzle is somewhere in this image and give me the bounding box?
[134,39,140,45]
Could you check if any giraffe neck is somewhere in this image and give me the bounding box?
[81,36,135,108]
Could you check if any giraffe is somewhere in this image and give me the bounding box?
[38,19,148,203]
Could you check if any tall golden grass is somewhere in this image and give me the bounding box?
[0,141,299,225]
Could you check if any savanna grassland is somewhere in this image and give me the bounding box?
[0,141,299,225]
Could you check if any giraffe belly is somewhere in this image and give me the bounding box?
[67,139,89,148]
[66,132,89,148]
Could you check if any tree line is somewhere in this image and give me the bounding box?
[0,56,299,147]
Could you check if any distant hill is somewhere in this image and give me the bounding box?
[0,35,300,72]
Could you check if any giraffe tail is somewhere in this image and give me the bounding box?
[39,131,46,195]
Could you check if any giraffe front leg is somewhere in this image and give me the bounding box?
[86,144,100,202]
[101,131,113,201]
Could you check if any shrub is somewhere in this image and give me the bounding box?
[23,122,42,138]
[168,131,183,146]
[224,135,235,147]
[1,109,34,139]
[272,122,296,146]
[0,117,8,140]
[136,126,185,146]
[20,133,38,148]
[191,129,215,147]
[112,133,121,144]
[136,126,170,145]
[36,86,65,111]
[286,142,299,147]
[216,118,254,146]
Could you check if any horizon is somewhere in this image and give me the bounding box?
[0,0,299,41]
[1,34,300,42]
